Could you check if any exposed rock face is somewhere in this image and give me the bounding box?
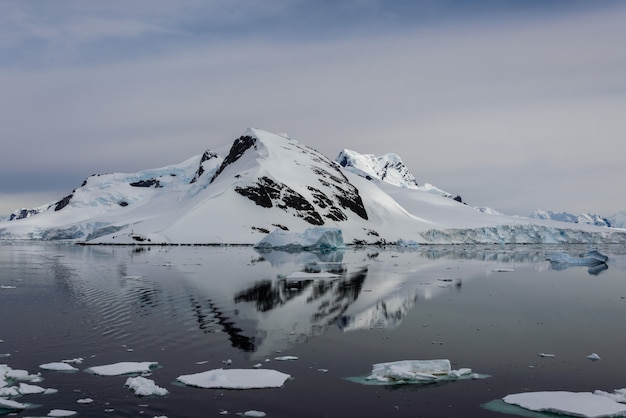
[211,135,256,183]
[54,194,73,211]
[235,176,325,225]
[9,208,42,221]
[190,150,220,184]
[130,178,161,188]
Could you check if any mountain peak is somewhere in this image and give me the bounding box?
[335,149,419,189]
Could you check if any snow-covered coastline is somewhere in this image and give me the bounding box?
[1,129,624,245]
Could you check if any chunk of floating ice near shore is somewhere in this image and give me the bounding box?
[502,391,626,417]
[86,361,158,376]
[594,388,626,403]
[40,362,79,371]
[124,376,169,396]
[349,359,489,385]
[18,382,48,394]
[0,397,29,410]
[176,369,291,389]
[369,359,451,382]
[587,353,601,361]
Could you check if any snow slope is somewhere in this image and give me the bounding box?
[1,128,625,245]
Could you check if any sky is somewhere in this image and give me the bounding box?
[1,0,625,218]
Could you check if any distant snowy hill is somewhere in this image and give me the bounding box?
[609,212,626,229]
[336,149,464,202]
[530,209,612,228]
[1,128,625,245]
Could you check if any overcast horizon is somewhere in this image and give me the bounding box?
[1,1,625,218]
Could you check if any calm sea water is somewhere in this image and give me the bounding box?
[1,242,626,417]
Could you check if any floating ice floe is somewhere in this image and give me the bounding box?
[124,376,169,396]
[85,361,158,376]
[176,368,291,389]
[587,353,601,361]
[240,411,266,417]
[254,227,345,252]
[0,397,29,411]
[501,391,626,418]
[274,356,298,361]
[348,359,489,385]
[40,362,79,372]
[47,409,77,417]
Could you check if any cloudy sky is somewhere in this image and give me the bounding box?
[1,0,625,217]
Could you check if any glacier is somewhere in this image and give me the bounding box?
[1,128,625,245]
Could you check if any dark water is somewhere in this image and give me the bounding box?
[1,243,626,417]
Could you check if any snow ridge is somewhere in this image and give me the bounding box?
[1,128,625,245]
[335,149,419,189]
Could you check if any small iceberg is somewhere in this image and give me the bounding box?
[124,376,169,396]
[348,359,488,385]
[85,361,158,376]
[254,227,345,252]
[0,397,29,411]
[40,362,79,372]
[176,368,291,389]
[500,391,626,417]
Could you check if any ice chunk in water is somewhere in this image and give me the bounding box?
[124,376,169,396]
[177,368,291,389]
[40,362,79,371]
[503,391,626,417]
[0,397,29,411]
[368,359,451,382]
[86,361,158,376]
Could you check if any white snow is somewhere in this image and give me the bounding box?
[1,128,624,245]
[39,362,78,371]
[85,361,158,376]
[176,368,291,389]
[124,376,169,396]
[503,391,626,418]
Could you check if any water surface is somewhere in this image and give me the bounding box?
[1,243,625,417]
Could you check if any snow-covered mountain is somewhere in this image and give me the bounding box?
[530,209,612,228]
[1,128,625,245]
[336,149,464,202]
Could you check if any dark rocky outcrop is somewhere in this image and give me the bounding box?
[211,135,256,183]
[130,178,161,188]
[190,150,220,184]
[54,194,73,211]
[235,176,324,225]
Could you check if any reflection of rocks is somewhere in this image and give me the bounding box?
[232,267,368,358]
[337,293,418,332]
